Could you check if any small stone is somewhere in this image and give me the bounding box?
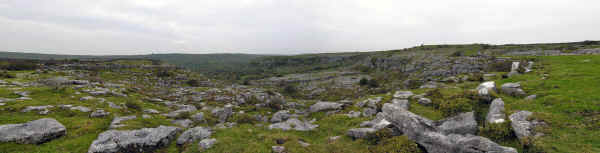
[198,138,217,150]
[272,146,286,153]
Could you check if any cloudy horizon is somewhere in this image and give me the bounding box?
[1,0,599,55]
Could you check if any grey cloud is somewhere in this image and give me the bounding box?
[0,0,599,55]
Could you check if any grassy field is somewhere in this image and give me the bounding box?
[1,55,599,153]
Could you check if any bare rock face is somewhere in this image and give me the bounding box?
[0,118,67,144]
[88,126,180,153]
[176,127,212,145]
[308,102,343,113]
[486,98,507,124]
[382,103,517,153]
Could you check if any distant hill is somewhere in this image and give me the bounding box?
[0,52,267,79]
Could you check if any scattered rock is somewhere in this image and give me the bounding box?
[382,103,517,153]
[417,98,432,106]
[88,126,180,153]
[272,146,286,153]
[21,105,54,113]
[525,95,537,101]
[198,138,217,150]
[164,105,197,118]
[362,108,377,117]
[71,106,92,112]
[107,102,122,109]
[486,98,507,124]
[173,119,193,128]
[211,105,233,123]
[510,111,543,140]
[329,136,341,143]
[435,112,477,135]
[298,140,310,147]
[476,81,496,96]
[191,112,205,122]
[143,109,160,114]
[90,109,110,118]
[347,128,377,139]
[501,82,526,97]
[346,111,361,118]
[0,118,66,144]
[268,118,318,131]
[176,127,212,145]
[80,96,95,101]
[390,99,410,110]
[309,102,343,113]
[393,91,414,99]
[109,115,137,129]
[271,110,291,123]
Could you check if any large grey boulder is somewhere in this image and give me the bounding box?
[393,91,414,99]
[435,112,477,135]
[382,103,517,153]
[211,105,233,123]
[270,110,291,123]
[88,126,180,153]
[510,111,542,140]
[418,98,432,106]
[501,83,526,97]
[507,62,520,77]
[356,97,382,109]
[486,98,507,124]
[347,128,377,139]
[0,118,66,144]
[308,102,343,113]
[268,118,318,131]
[390,99,410,110]
[176,127,212,145]
[362,108,377,117]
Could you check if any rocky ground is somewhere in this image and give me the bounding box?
[0,52,599,153]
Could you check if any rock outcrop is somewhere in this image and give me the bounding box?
[382,103,517,153]
[0,118,67,144]
[176,127,212,145]
[88,126,180,153]
[308,102,343,113]
[501,83,526,97]
[268,118,318,131]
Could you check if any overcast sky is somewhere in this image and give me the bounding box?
[1,0,599,55]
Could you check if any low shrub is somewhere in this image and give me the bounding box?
[439,98,473,117]
[368,136,424,153]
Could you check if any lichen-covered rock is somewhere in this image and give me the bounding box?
[176,127,212,145]
[486,98,506,124]
[0,118,66,144]
[308,101,343,113]
[87,126,180,153]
